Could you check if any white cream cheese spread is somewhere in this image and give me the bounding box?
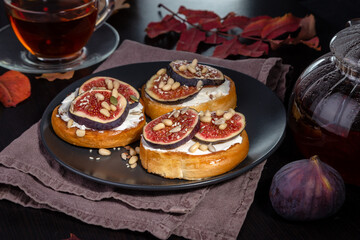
[141,134,243,155]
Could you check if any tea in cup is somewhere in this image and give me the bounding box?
[4,0,114,62]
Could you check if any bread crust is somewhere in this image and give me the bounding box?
[139,130,249,180]
[51,103,146,149]
[141,76,237,119]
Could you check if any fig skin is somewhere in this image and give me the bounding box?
[269,155,345,221]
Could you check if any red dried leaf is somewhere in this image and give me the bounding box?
[146,14,186,38]
[301,36,321,50]
[241,17,273,37]
[261,13,301,39]
[178,6,219,24]
[176,28,206,52]
[212,38,246,58]
[204,32,227,44]
[0,70,31,107]
[220,15,250,31]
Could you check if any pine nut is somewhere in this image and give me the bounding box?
[99,148,111,156]
[187,65,196,74]
[173,110,180,118]
[200,116,212,123]
[110,105,117,111]
[113,80,120,90]
[208,143,216,152]
[169,125,181,133]
[129,156,138,164]
[130,162,137,168]
[216,109,225,116]
[179,65,187,71]
[198,111,204,117]
[76,129,86,137]
[112,88,118,98]
[105,79,113,90]
[67,119,74,128]
[167,78,174,85]
[101,101,111,110]
[199,144,208,151]
[171,82,180,90]
[162,119,173,126]
[159,81,165,89]
[121,152,127,160]
[223,112,233,120]
[153,122,165,131]
[201,67,208,74]
[100,108,110,117]
[95,93,105,101]
[189,142,200,153]
[228,108,236,115]
[191,59,198,68]
[135,146,140,154]
[162,84,172,91]
[219,123,227,130]
[196,80,203,89]
[156,68,166,76]
[129,147,137,156]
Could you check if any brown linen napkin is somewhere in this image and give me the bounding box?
[0,40,290,240]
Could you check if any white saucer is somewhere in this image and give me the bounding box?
[0,23,119,73]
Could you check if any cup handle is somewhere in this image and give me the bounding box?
[95,0,115,30]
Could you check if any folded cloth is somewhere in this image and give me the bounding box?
[0,40,290,240]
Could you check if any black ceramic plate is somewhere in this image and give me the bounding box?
[40,61,286,191]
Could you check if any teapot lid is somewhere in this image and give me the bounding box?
[330,24,360,76]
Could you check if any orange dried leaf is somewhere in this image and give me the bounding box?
[35,71,75,82]
[0,70,31,107]
[261,13,301,39]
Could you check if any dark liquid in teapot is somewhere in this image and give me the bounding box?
[288,75,360,186]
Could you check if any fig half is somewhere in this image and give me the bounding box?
[195,110,246,143]
[144,71,201,103]
[167,59,225,87]
[143,108,200,149]
[69,89,129,130]
[79,76,140,108]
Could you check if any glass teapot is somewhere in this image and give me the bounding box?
[288,22,360,186]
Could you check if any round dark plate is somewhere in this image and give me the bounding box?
[40,61,286,191]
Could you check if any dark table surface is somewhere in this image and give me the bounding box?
[0,0,359,239]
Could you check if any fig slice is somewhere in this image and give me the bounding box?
[143,108,200,149]
[79,76,140,108]
[144,71,201,103]
[167,59,225,87]
[195,110,246,143]
[68,89,129,130]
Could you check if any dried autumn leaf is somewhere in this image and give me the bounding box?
[261,13,301,39]
[220,15,251,31]
[212,38,242,58]
[176,28,206,52]
[0,70,31,107]
[241,17,273,38]
[204,32,227,44]
[35,71,75,82]
[178,6,221,31]
[146,14,186,38]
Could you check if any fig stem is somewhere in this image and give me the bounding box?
[310,155,332,190]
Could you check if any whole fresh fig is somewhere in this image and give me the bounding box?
[269,155,345,221]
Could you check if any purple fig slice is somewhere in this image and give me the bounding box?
[79,76,140,108]
[167,60,225,87]
[195,110,246,143]
[144,71,201,103]
[143,108,200,149]
[68,89,129,130]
